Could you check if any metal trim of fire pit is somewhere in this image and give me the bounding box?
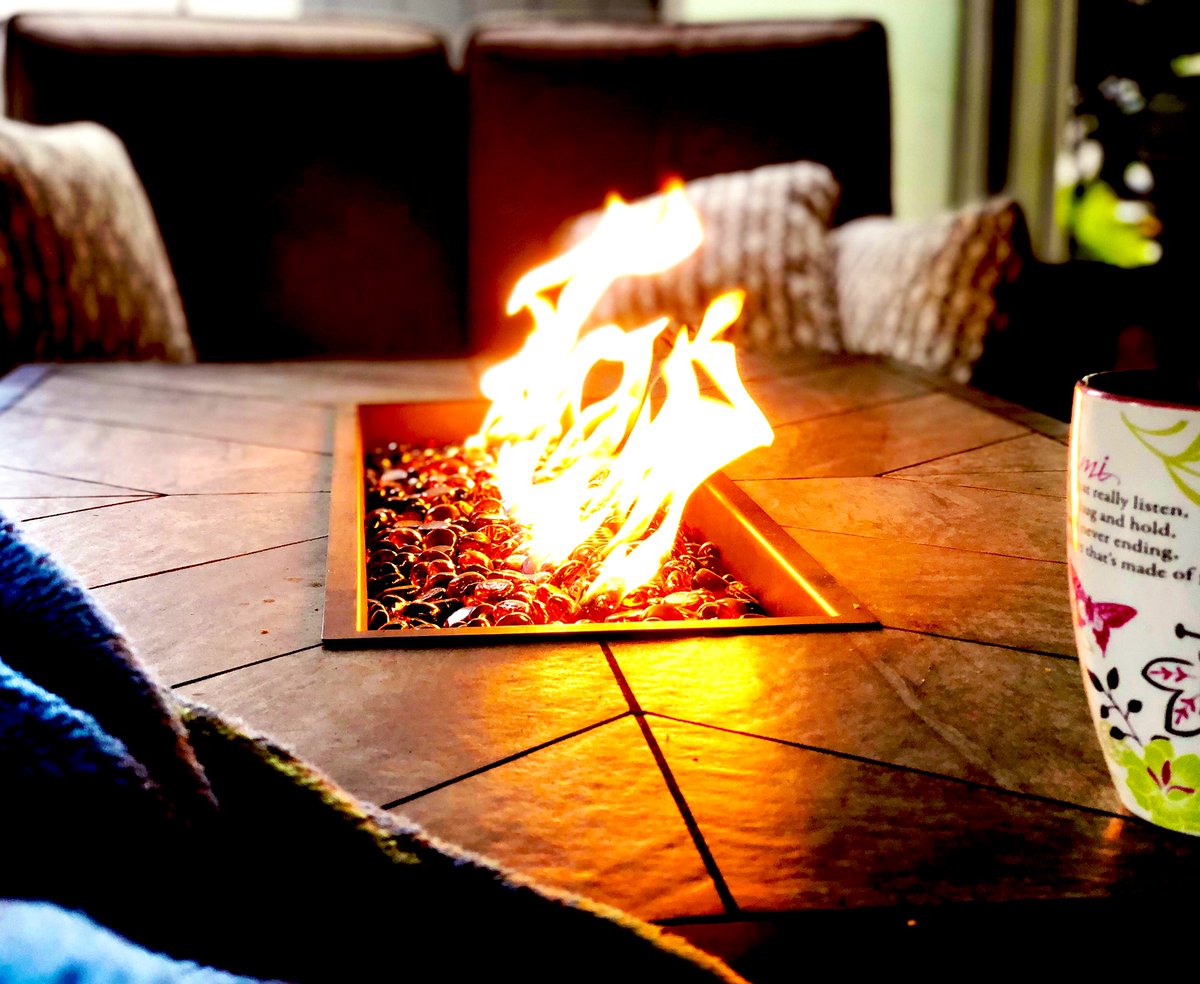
[322,401,877,647]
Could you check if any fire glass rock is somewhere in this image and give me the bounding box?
[364,441,767,631]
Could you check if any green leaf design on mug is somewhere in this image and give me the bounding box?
[1122,414,1200,505]
[1115,739,1200,832]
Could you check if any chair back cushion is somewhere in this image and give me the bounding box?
[5,15,466,360]
[465,19,891,354]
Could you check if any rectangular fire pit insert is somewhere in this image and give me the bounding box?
[322,401,877,646]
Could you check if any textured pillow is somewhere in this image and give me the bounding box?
[833,198,1029,383]
[0,118,194,368]
[562,161,844,353]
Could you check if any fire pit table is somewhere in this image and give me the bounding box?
[2,351,1195,970]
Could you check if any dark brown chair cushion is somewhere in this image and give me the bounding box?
[0,118,194,371]
[5,14,467,360]
[465,19,891,355]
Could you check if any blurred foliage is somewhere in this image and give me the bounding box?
[1058,0,1200,270]
[1057,180,1162,267]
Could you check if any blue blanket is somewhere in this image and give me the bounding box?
[0,901,263,983]
[0,515,741,983]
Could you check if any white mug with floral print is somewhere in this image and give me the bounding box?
[1069,370,1200,834]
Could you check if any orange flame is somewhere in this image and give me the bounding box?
[468,182,774,600]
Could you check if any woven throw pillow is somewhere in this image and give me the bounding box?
[833,198,1029,383]
[0,119,194,368]
[561,161,844,353]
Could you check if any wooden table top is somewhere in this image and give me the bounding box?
[2,351,1195,970]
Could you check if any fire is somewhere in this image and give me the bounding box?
[468,182,774,601]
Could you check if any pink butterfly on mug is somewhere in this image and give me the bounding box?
[1070,564,1137,657]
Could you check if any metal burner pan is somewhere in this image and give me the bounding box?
[322,401,876,646]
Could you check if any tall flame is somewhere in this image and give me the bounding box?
[468,182,774,600]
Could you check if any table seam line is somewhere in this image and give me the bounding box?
[756,390,936,432]
[875,432,1037,477]
[377,711,633,810]
[169,642,324,689]
[49,370,335,408]
[4,405,334,456]
[0,463,164,495]
[883,625,1077,661]
[88,534,329,590]
[12,495,163,523]
[601,641,741,916]
[764,390,936,429]
[884,476,1065,499]
[57,365,478,410]
[644,712,1123,821]
[162,490,333,496]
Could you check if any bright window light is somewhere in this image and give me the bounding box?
[186,0,301,15]
[0,1,179,12]
[0,1,302,16]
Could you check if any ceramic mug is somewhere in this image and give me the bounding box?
[1067,370,1200,833]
